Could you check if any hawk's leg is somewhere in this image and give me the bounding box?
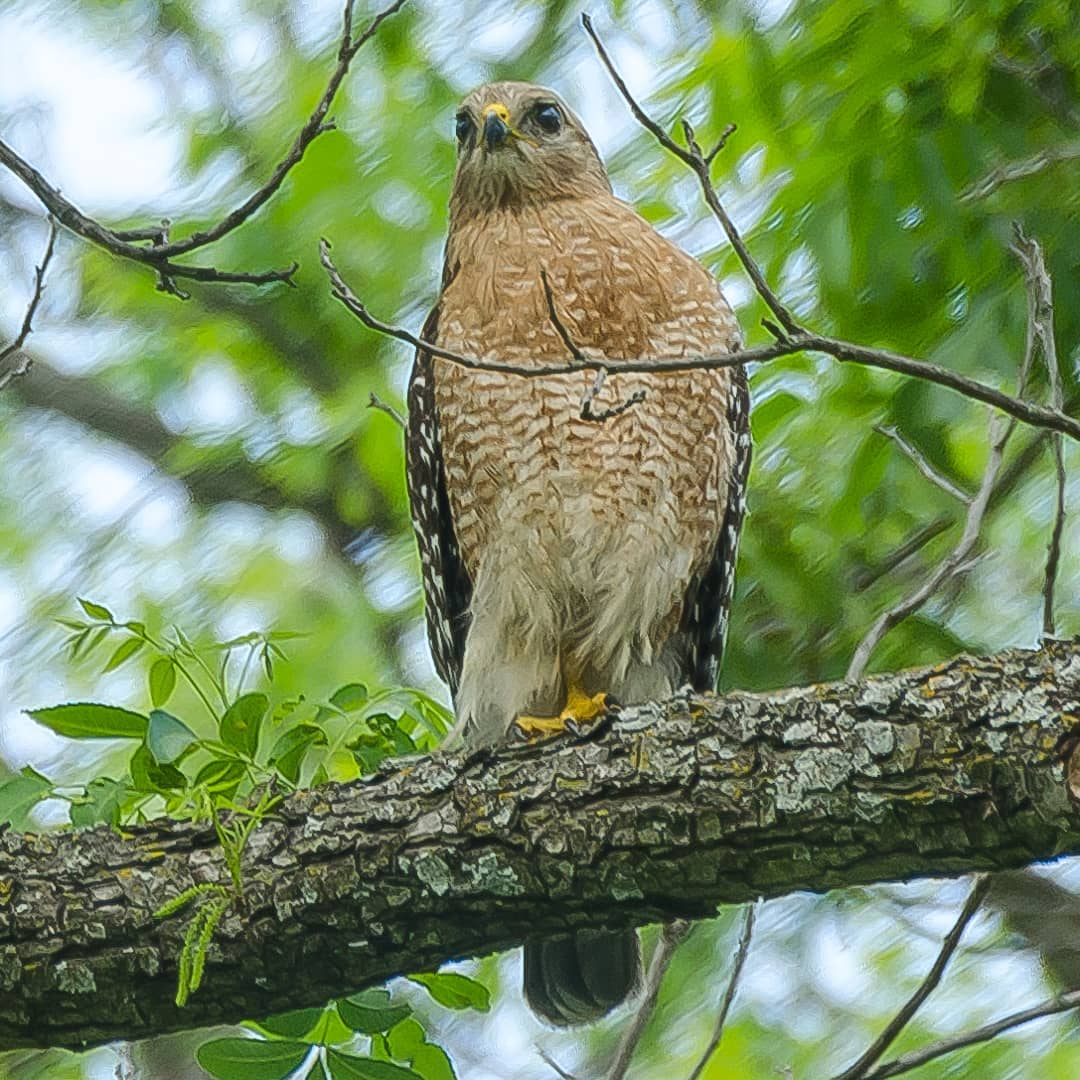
[515,684,612,740]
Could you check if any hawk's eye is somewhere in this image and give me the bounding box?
[533,103,562,134]
[455,112,474,144]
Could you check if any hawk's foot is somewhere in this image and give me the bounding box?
[514,686,614,741]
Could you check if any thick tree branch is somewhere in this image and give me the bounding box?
[3,640,1080,1050]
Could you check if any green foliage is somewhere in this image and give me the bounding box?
[193,980,488,1080]
[2,0,1080,1076]
[407,973,490,1012]
[6,598,451,835]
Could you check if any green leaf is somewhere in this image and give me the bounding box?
[193,759,247,797]
[221,693,268,758]
[69,777,130,829]
[267,724,327,785]
[408,973,490,1012]
[330,683,369,711]
[147,709,198,764]
[337,989,412,1034]
[195,1037,311,1080]
[0,766,52,831]
[325,749,361,783]
[326,1050,423,1080]
[385,1020,455,1080]
[149,657,177,707]
[78,598,113,622]
[27,703,147,740]
[103,637,144,673]
[129,743,186,794]
[255,1006,325,1040]
[408,1044,456,1080]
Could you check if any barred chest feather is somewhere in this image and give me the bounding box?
[427,193,742,740]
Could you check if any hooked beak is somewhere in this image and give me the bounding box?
[482,103,512,151]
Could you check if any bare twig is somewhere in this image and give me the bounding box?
[852,516,955,592]
[1010,226,1067,637]
[834,874,992,1080]
[539,268,587,363]
[367,391,406,430]
[0,139,296,294]
[862,988,1080,1080]
[319,240,1080,443]
[874,425,974,504]
[579,367,647,422]
[580,13,799,338]
[960,141,1080,203]
[847,411,1012,679]
[687,902,757,1080]
[0,219,58,391]
[846,229,1054,680]
[538,1047,580,1080]
[538,267,645,420]
[607,920,694,1080]
[0,0,407,295]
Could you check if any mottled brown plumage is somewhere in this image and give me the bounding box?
[404,81,750,1025]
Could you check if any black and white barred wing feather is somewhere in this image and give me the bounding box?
[685,361,751,690]
[405,303,472,697]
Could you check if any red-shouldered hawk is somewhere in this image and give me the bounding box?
[405,82,750,1026]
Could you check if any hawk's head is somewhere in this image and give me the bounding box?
[449,82,612,220]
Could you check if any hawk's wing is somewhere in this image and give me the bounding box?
[684,361,751,691]
[405,298,473,697]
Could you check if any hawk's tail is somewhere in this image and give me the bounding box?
[523,929,641,1026]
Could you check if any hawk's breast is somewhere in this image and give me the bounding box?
[432,193,740,649]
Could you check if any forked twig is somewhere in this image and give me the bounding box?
[834,875,991,1080]
[319,240,1080,443]
[0,219,58,390]
[368,391,406,430]
[846,227,1053,679]
[607,920,693,1080]
[1010,225,1067,637]
[687,902,757,1080]
[862,988,1080,1080]
[0,0,407,295]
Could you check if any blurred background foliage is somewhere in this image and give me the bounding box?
[1,0,1079,1076]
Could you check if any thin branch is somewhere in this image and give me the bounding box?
[539,268,587,362]
[0,219,58,390]
[579,367,647,423]
[367,391,406,430]
[581,13,800,338]
[847,410,1012,680]
[538,267,645,420]
[852,516,955,592]
[607,920,694,1080]
[874,425,973,504]
[1011,225,1067,637]
[682,119,738,168]
[0,0,407,293]
[319,239,1080,444]
[846,230,1052,680]
[960,141,1080,203]
[687,902,757,1080]
[0,139,297,293]
[154,0,408,259]
[833,874,991,1080]
[862,988,1080,1080]
[538,1047,580,1080]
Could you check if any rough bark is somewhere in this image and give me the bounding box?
[3,640,1080,1050]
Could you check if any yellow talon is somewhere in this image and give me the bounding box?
[515,685,613,741]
